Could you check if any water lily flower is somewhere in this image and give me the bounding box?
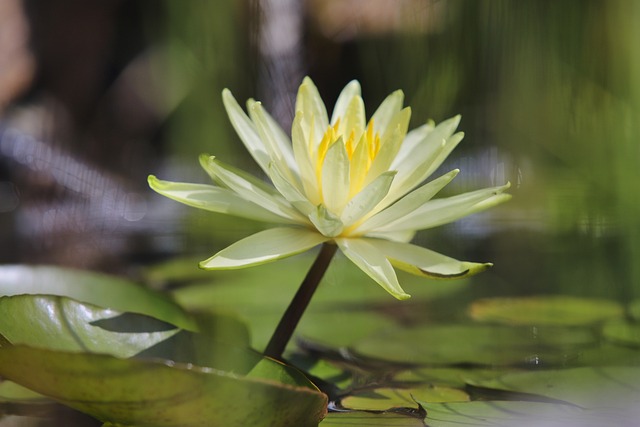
[149,78,510,300]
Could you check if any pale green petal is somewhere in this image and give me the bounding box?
[268,163,315,217]
[248,100,300,185]
[341,171,396,227]
[148,175,294,224]
[199,156,306,222]
[380,106,412,145]
[399,121,435,156]
[336,237,410,300]
[348,133,371,195]
[200,227,329,269]
[371,89,404,134]
[390,115,461,178]
[364,107,411,186]
[384,129,464,207]
[373,239,492,279]
[331,80,361,125]
[365,229,416,243]
[222,89,271,175]
[355,169,460,234]
[291,112,321,204]
[295,77,329,140]
[321,138,350,215]
[391,117,453,170]
[198,154,278,195]
[309,204,344,237]
[376,183,511,232]
[339,96,366,139]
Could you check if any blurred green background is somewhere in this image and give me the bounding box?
[1,0,639,302]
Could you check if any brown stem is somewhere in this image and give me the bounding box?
[263,242,338,361]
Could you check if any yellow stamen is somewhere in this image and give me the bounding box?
[314,117,383,202]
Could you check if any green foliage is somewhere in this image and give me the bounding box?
[0,346,327,427]
[0,265,196,331]
[0,265,327,427]
[1,260,640,426]
[0,295,178,357]
[469,296,623,326]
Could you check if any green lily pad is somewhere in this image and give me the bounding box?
[352,324,597,366]
[0,295,178,358]
[322,410,426,426]
[297,311,395,349]
[120,310,255,373]
[0,381,49,403]
[468,296,623,326]
[0,265,196,331]
[172,253,467,351]
[394,367,507,388]
[602,319,640,348]
[629,299,640,321]
[172,252,469,311]
[471,366,640,409]
[0,345,328,427]
[341,386,468,411]
[571,343,640,366]
[421,400,622,427]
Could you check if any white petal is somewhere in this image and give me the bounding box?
[372,239,492,279]
[355,169,459,234]
[200,227,329,269]
[268,163,315,217]
[309,204,344,237]
[199,156,306,222]
[365,230,416,243]
[321,138,350,215]
[339,95,366,139]
[336,237,410,300]
[222,89,271,175]
[295,77,329,142]
[348,133,371,195]
[341,171,396,228]
[391,121,436,168]
[390,115,461,176]
[248,100,300,184]
[364,107,411,186]
[371,89,404,134]
[331,80,361,125]
[375,183,512,232]
[148,175,295,224]
[384,129,464,208]
[292,112,321,204]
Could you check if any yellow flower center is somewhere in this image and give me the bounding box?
[314,119,381,198]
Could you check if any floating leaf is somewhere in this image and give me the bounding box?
[0,265,196,331]
[629,299,640,321]
[173,254,467,350]
[468,296,623,326]
[0,295,178,358]
[471,366,640,409]
[173,252,468,310]
[421,400,625,427]
[352,324,597,366]
[322,410,426,426]
[572,343,640,367]
[297,311,395,349]
[341,386,468,411]
[602,319,640,348]
[394,367,506,388]
[0,381,49,403]
[0,346,328,427]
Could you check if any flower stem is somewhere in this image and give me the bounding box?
[264,242,338,361]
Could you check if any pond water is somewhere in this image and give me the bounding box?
[1,1,640,426]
